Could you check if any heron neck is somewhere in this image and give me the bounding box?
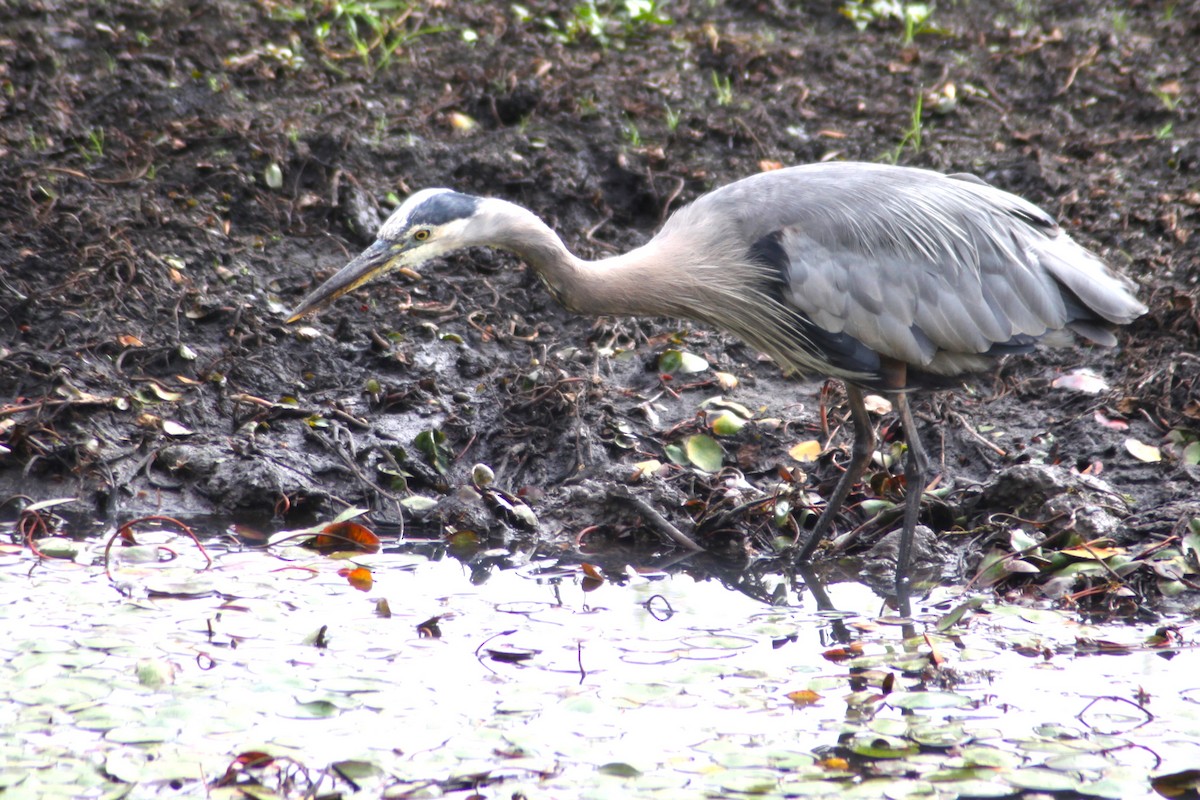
[483,200,676,318]
[571,244,684,317]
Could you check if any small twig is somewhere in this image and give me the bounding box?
[616,491,704,552]
[583,213,614,244]
[658,176,686,226]
[1056,44,1100,96]
[574,524,602,548]
[104,515,211,582]
[948,410,1007,457]
[474,629,518,677]
[18,511,52,560]
[1076,538,1128,584]
[1076,694,1153,733]
[44,163,152,185]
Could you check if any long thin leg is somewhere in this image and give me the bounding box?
[795,383,875,563]
[893,392,929,603]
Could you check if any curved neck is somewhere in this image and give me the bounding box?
[471,197,865,383]
[477,198,675,317]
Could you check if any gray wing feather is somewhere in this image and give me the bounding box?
[683,163,1143,368]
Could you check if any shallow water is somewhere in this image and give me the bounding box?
[1,524,1197,798]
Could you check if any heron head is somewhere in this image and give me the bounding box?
[286,188,482,322]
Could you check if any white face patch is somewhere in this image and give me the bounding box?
[378,188,456,239]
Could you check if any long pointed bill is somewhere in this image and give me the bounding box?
[286,240,420,323]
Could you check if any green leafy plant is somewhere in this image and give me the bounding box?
[664,103,682,132]
[1111,8,1128,34]
[889,91,924,162]
[269,0,447,73]
[621,116,642,147]
[414,428,451,475]
[517,0,670,47]
[1152,86,1180,112]
[842,0,938,45]
[711,71,733,106]
[78,127,105,162]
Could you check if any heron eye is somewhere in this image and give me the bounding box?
[413,229,431,241]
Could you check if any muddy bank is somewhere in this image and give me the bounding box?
[1,0,1197,603]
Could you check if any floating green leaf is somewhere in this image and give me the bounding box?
[598,762,643,777]
[890,691,972,710]
[846,732,919,758]
[1006,767,1084,792]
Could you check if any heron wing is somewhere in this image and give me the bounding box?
[684,163,1139,370]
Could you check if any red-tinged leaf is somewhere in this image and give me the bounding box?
[1094,409,1129,431]
[922,631,948,667]
[581,577,604,592]
[307,521,381,553]
[1147,626,1183,648]
[232,524,269,544]
[118,334,145,348]
[821,642,864,662]
[786,689,821,706]
[235,751,274,767]
[1014,644,1053,659]
[340,566,373,591]
[581,563,603,580]
[218,751,276,785]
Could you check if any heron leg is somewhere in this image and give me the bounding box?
[795,384,875,564]
[894,391,929,598]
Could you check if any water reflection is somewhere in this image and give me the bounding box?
[0,519,1195,798]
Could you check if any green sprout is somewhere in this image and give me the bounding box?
[711,71,733,106]
[889,91,924,163]
[842,0,938,45]
[664,103,681,132]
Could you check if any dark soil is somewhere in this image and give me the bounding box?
[2,0,1198,606]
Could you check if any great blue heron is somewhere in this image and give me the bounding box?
[288,162,1146,599]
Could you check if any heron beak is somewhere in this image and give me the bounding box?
[286,240,421,323]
